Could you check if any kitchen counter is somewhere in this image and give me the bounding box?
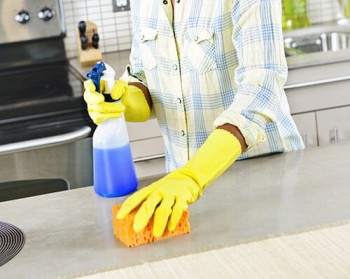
[1,142,350,278]
[69,50,131,80]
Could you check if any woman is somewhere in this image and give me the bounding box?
[84,0,304,237]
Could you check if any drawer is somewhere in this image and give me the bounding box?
[134,157,166,180]
[316,106,350,146]
[130,137,165,160]
[127,119,161,141]
[286,79,350,114]
[292,112,318,147]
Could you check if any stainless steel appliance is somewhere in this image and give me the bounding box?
[0,0,94,201]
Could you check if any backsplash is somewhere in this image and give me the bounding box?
[307,0,339,24]
[62,0,341,58]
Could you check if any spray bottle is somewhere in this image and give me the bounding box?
[86,62,138,197]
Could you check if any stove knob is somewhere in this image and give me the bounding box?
[38,7,54,21]
[15,10,30,24]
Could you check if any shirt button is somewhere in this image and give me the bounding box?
[177,98,182,104]
[163,0,168,4]
[173,64,178,71]
[180,130,185,136]
[194,36,199,42]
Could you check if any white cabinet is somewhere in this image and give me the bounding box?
[291,107,350,148]
[292,112,318,147]
[316,106,350,146]
[126,119,166,179]
[134,157,166,179]
[286,60,350,148]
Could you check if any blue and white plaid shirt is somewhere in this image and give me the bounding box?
[121,0,304,172]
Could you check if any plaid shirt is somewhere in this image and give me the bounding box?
[121,0,304,172]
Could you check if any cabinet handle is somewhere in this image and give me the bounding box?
[332,127,339,144]
[133,153,165,163]
[284,75,350,90]
[302,132,308,148]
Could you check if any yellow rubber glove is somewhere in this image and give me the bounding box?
[117,128,242,238]
[83,79,150,124]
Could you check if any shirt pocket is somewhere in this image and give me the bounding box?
[140,28,158,70]
[185,27,217,74]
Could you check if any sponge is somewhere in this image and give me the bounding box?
[112,204,191,247]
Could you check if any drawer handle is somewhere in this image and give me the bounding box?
[0,126,91,155]
[332,127,339,144]
[284,75,350,90]
[302,132,308,148]
[134,154,165,163]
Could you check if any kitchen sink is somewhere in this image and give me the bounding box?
[284,29,350,56]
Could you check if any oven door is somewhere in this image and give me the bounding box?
[0,62,95,196]
[0,135,93,196]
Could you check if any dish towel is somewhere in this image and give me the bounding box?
[75,221,350,279]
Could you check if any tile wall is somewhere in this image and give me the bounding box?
[307,0,340,24]
[62,0,343,58]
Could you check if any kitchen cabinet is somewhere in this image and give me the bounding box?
[292,112,318,147]
[316,106,350,146]
[126,119,166,179]
[286,58,350,148]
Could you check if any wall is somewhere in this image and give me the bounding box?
[62,0,341,58]
[308,0,339,24]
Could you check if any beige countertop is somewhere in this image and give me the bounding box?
[69,50,131,80]
[1,142,350,278]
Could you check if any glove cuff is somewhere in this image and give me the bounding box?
[180,129,242,193]
[123,85,151,122]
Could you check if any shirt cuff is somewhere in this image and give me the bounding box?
[214,112,265,152]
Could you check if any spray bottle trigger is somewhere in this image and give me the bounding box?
[85,61,106,93]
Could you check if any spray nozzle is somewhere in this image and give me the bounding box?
[86,61,106,93]
[86,61,116,95]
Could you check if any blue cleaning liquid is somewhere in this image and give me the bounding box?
[93,144,138,197]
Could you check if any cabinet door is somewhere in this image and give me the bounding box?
[292,112,318,148]
[316,106,350,146]
[127,121,166,179]
[134,157,166,180]
[285,78,350,114]
[127,119,162,141]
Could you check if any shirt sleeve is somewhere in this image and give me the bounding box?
[214,0,288,151]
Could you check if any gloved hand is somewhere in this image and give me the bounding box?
[83,79,150,124]
[117,128,242,238]
[83,79,125,124]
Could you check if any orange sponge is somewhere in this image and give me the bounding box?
[112,204,191,247]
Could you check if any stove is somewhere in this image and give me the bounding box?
[0,60,92,146]
[0,0,94,200]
